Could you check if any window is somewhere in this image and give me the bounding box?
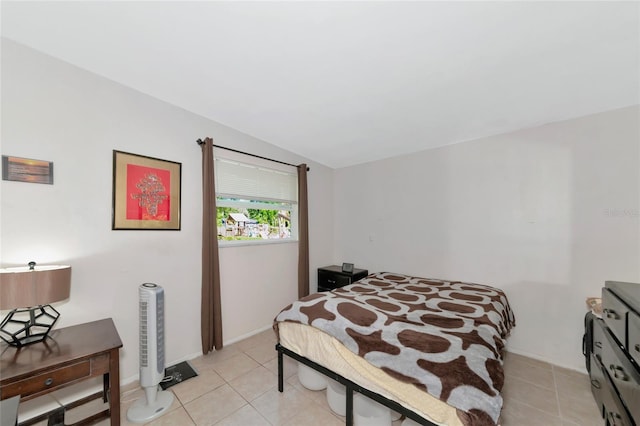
[214,150,298,244]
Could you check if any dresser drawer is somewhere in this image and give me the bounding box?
[589,353,606,414]
[600,323,640,422]
[603,288,630,346]
[2,360,91,399]
[593,318,606,359]
[603,382,634,426]
[592,352,634,426]
[629,310,640,367]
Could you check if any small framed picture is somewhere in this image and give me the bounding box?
[341,263,354,273]
[112,150,181,230]
[2,155,53,184]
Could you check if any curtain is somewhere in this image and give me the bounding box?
[297,164,309,298]
[200,137,223,353]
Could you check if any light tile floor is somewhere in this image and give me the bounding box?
[59,329,601,426]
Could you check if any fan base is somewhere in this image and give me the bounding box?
[126,388,174,424]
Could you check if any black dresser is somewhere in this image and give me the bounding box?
[588,281,640,426]
[317,265,368,292]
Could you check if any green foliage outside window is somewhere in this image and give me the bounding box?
[216,207,287,228]
[216,207,236,227]
[247,209,279,226]
[216,198,292,241]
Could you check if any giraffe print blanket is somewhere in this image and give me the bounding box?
[274,272,515,426]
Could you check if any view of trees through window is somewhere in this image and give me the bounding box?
[216,200,292,241]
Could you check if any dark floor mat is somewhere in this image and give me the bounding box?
[160,360,198,390]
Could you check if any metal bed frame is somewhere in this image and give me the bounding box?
[276,343,438,426]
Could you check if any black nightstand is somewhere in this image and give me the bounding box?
[317,265,369,292]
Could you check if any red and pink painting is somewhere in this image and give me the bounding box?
[112,150,181,230]
[126,164,171,221]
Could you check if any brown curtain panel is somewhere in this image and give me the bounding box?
[297,164,310,298]
[200,137,223,353]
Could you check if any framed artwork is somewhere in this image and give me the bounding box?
[2,155,54,184]
[112,150,181,230]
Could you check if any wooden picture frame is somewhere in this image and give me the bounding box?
[2,155,54,184]
[112,150,181,230]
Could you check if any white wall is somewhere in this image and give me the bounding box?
[0,38,335,382]
[3,37,638,381]
[334,106,640,371]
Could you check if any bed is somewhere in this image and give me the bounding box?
[273,272,515,426]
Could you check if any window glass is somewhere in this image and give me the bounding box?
[214,153,298,244]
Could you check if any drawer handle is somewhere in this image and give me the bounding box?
[328,279,336,284]
[635,344,640,353]
[44,378,54,386]
[608,411,622,425]
[610,365,629,382]
[603,308,620,320]
[590,379,601,389]
[595,341,603,349]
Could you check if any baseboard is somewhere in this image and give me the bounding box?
[224,323,274,346]
[505,347,588,375]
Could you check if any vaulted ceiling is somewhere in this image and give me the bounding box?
[2,2,638,168]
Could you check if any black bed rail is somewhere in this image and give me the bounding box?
[276,343,438,426]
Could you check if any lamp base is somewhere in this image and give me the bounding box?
[0,305,60,347]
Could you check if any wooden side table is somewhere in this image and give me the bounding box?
[0,318,123,425]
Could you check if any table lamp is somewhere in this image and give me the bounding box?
[0,261,71,347]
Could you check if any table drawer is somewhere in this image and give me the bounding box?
[318,270,351,291]
[2,360,91,399]
[603,289,629,346]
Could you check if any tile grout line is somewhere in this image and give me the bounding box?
[501,357,563,424]
[550,365,564,423]
[210,345,279,426]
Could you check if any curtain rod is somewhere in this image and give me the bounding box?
[196,139,310,171]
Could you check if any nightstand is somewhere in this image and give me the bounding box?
[317,265,368,292]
